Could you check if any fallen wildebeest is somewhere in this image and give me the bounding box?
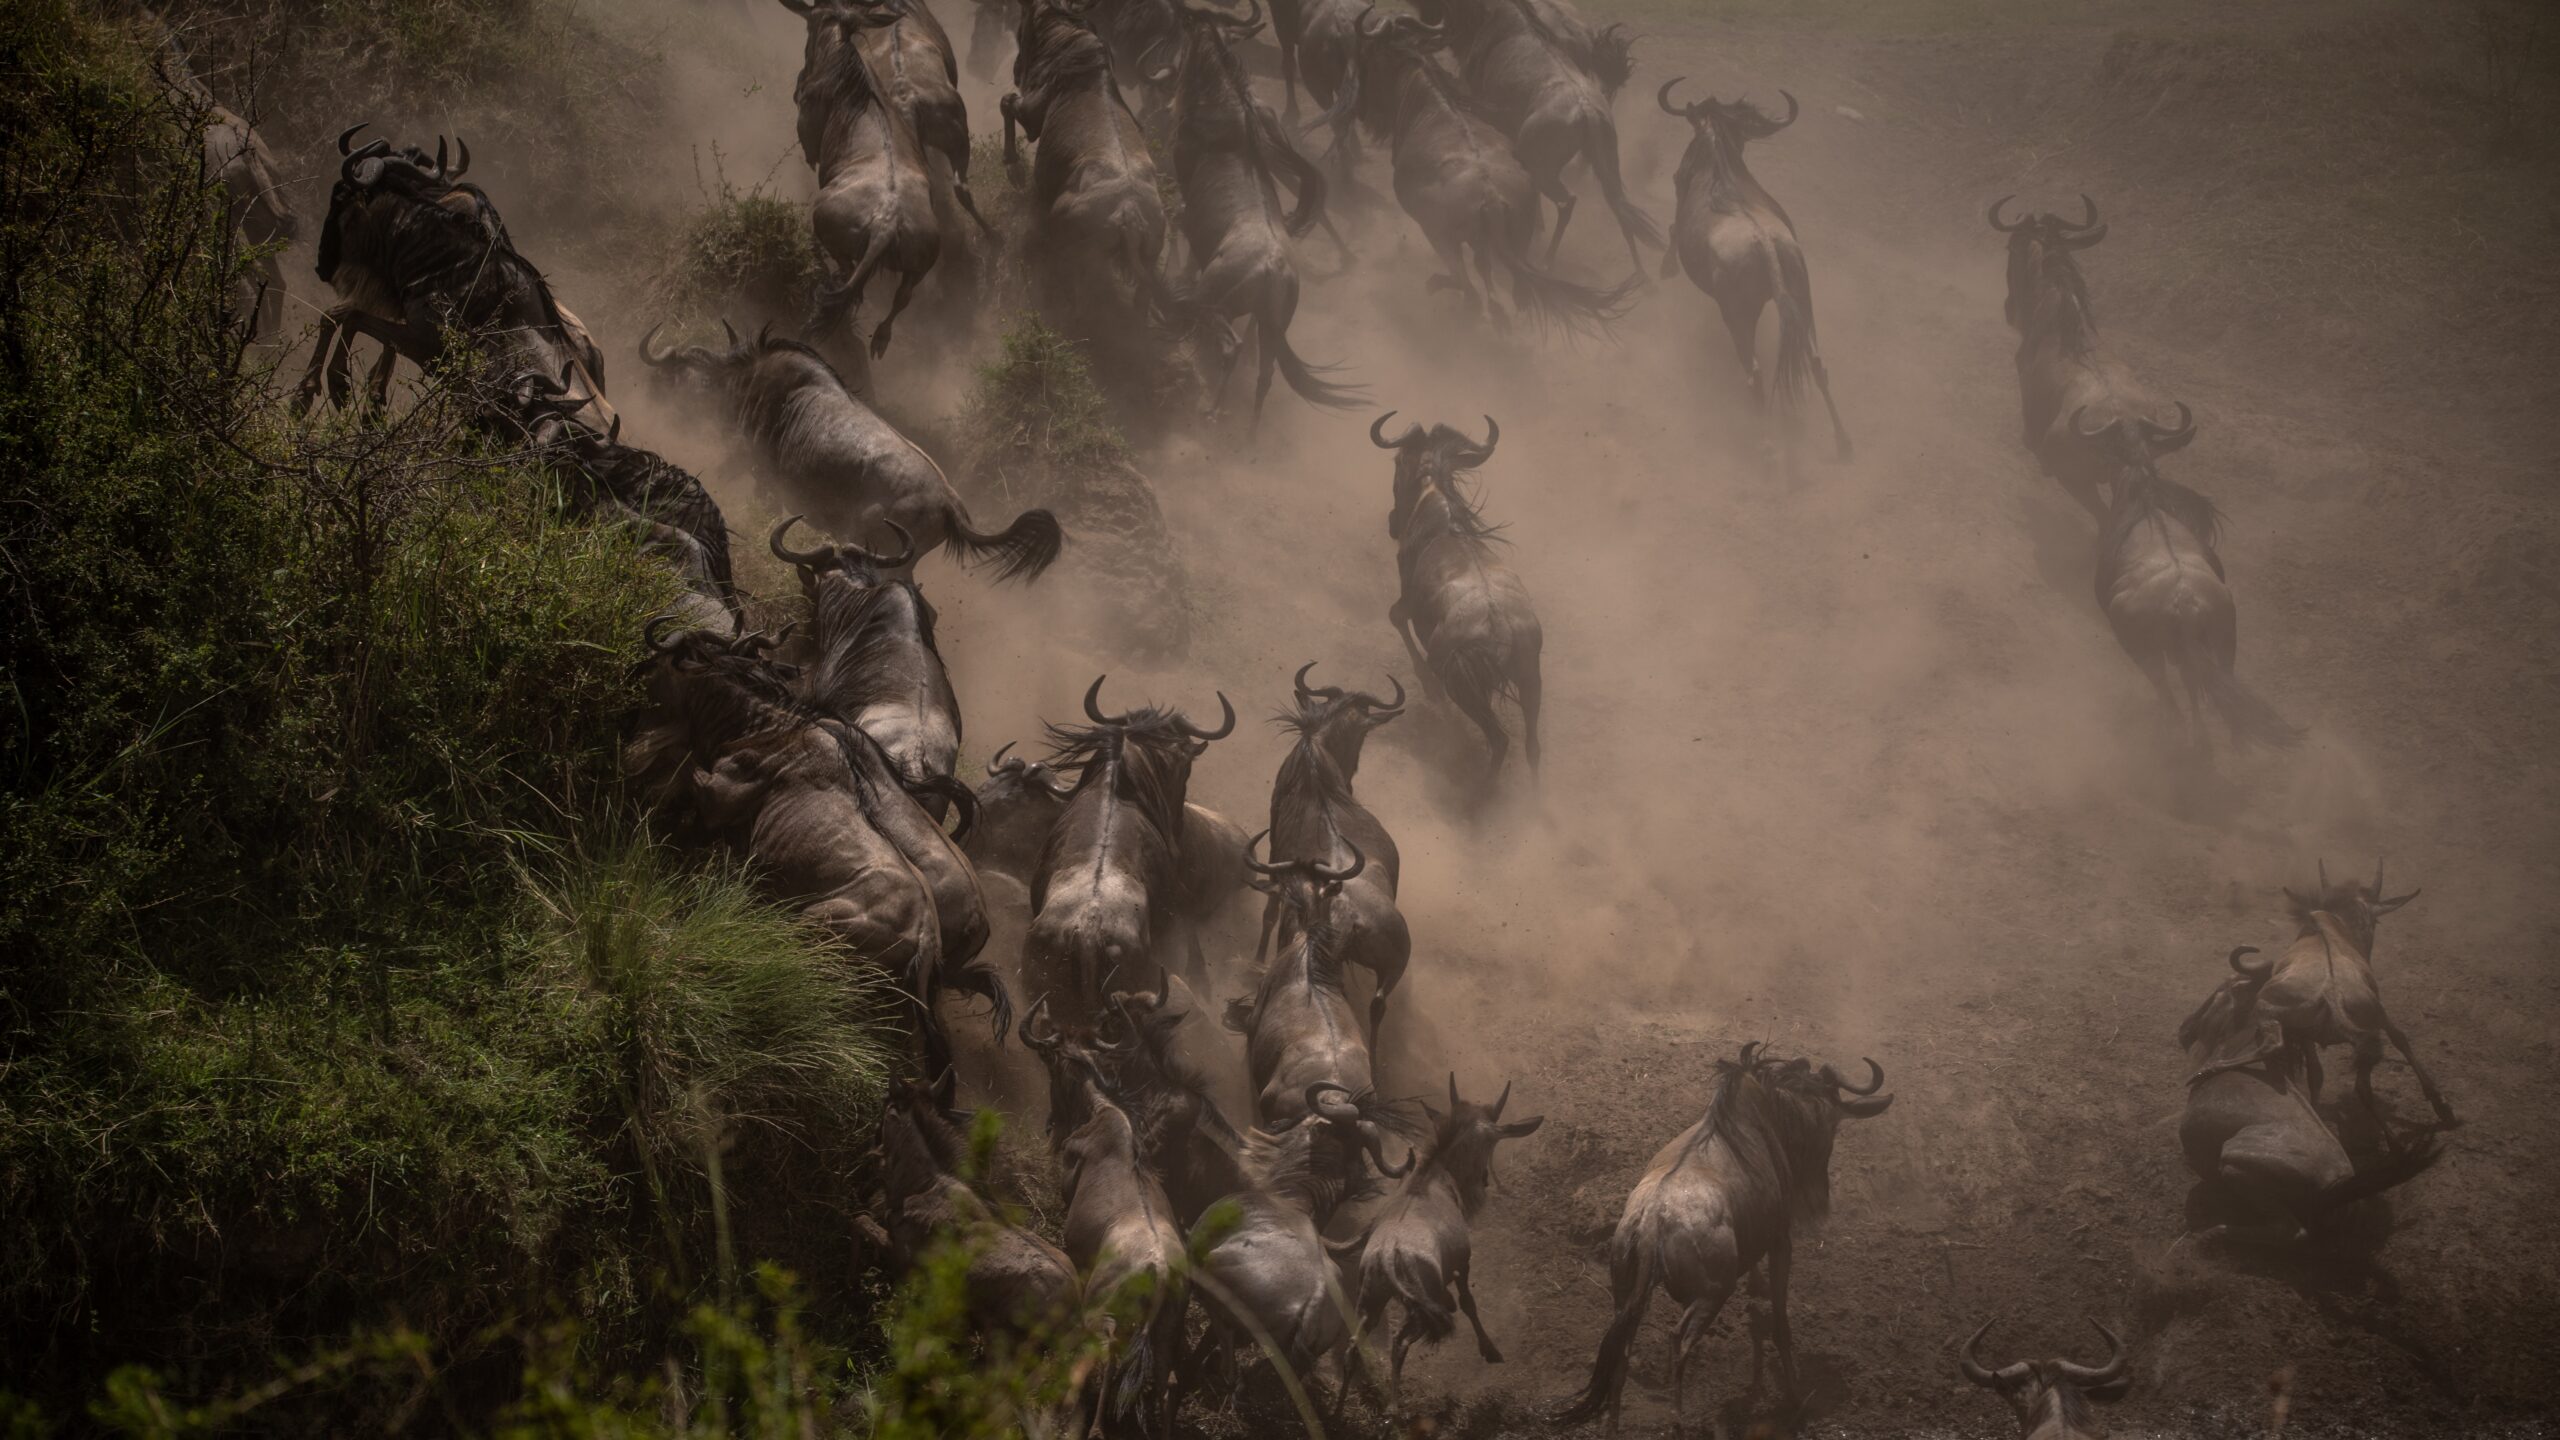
[2178,941,2441,1245]
[2078,405,2301,753]
[1375,413,1543,785]
[1409,0,1656,275]
[1658,81,1850,461]
[782,0,946,359]
[306,127,608,428]
[1342,1073,1543,1413]
[1166,0,1365,426]
[1331,8,1632,335]
[770,515,964,797]
[638,323,1061,581]
[853,1081,1080,1340]
[1002,0,1183,342]
[1958,1318,2129,1439]
[1558,1042,1891,1429]
[1260,664,1411,1038]
[1988,194,2179,523]
[1026,677,1236,1023]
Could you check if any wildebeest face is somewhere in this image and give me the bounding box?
[1372,410,1497,538]
[1657,79,1796,177]
[967,741,1075,871]
[635,320,753,409]
[1986,194,2107,330]
[1959,1318,2129,1436]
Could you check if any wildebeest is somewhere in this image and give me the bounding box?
[202,103,296,340]
[840,0,991,231]
[1023,1009,1191,1436]
[1167,0,1365,425]
[783,0,945,359]
[1989,195,2177,522]
[1332,9,1632,335]
[1958,1319,2129,1440]
[1101,972,1253,1224]
[1284,0,1373,169]
[1410,0,1657,275]
[1344,1074,1543,1411]
[770,515,964,796]
[1558,1042,1892,1429]
[2178,942,2442,1245]
[1002,0,1183,342]
[306,127,609,428]
[513,380,741,629]
[637,324,1062,581]
[1657,81,1850,461]
[1375,413,1544,784]
[2078,406,2301,753]
[1225,840,1384,1133]
[1027,678,1236,1023]
[1260,664,1410,1037]
[853,1081,1080,1338]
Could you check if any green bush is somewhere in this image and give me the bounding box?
[650,182,824,339]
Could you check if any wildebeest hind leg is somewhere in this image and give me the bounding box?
[870,269,925,359]
[1387,600,1440,699]
[2383,1017,2460,1127]
[1517,661,1544,773]
[1670,1287,1732,1428]
[1540,176,1579,265]
[1455,1262,1501,1364]
[1452,682,1509,781]
[1767,1234,1800,1401]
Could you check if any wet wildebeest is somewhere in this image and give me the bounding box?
[2178,942,2442,1246]
[1002,0,1182,342]
[783,0,945,359]
[1260,664,1411,1038]
[1989,195,2177,522]
[1658,82,1851,462]
[2078,406,2301,754]
[1343,1074,1543,1412]
[1558,1043,1892,1429]
[306,127,609,427]
[1331,9,1632,335]
[2196,864,2457,1135]
[1167,0,1365,426]
[770,515,965,799]
[1027,678,1237,1024]
[1375,413,1544,785]
[638,324,1061,581]
[1958,1319,2129,1440]
[853,1081,1080,1339]
[970,744,1254,947]
[1225,840,1384,1133]
[1409,0,1657,275]
[1023,1009,1190,1437]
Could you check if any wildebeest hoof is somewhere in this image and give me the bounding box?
[1479,1343,1505,1364]
[869,327,894,359]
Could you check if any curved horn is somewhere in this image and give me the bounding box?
[720,318,743,353]
[1242,829,1283,877]
[1082,674,1125,726]
[1294,661,1321,704]
[1178,692,1237,741]
[989,740,1021,773]
[1360,1120,1414,1178]
[1959,1318,2031,1388]
[433,136,448,178]
[2053,1320,2129,1387]
[1354,3,1381,37]
[1370,410,1409,448]
[1657,76,1689,116]
[638,323,677,367]
[1376,673,1406,710]
[870,520,918,571]
[340,138,390,183]
[1309,839,1365,885]
[1475,413,1500,457]
[1827,1058,1885,1095]
[2141,400,2197,447]
[1770,90,1799,130]
[2068,193,2101,232]
[1986,195,2026,233]
[1449,1071,1461,1108]
[1491,1077,1512,1119]
[1021,996,1059,1048]
[1305,1082,1358,1121]
[2228,945,2271,978]
[769,514,829,568]
[451,136,470,178]
[2071,405,2122,443]
[337,123,369,156]
[642,614,684,654]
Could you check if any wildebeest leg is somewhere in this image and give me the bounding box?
[1717,296,1765,410]
[2381,1016,2459,1127]
[1255,890,1280,964]
[1517,661,1544,774]
[1451,681,1510,780]
[1388,1317,1423,1410]
[1423,235,1478,314]
[1473,243,1511,333]
[1387,599,1442,700]
[1455,1262,1501,1364]
[294,306,345,412]
[1767,1233,1800,1401]
[1670,1287,1732,1428]
[2177,651,2213,758]
[362,342,400,412]
[1540,174,1579,266]
[1251,314,1282,431]
[2300,1042,2326,1110]
[2133,648,2180,727]
[869,268,926,360]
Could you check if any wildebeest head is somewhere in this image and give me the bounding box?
[1657,78,1796,167]
[1374,410,1500,541]
[318,123,475,286]
[1350,3,1449,54]
[1702,1041,1891,1225]
[779,0,904,163]
[1283,661,1404,779]
[635,318,756,407]
[1415,1072,1544,1215]
[968,740,1079,874]
[1959,1317,2130,1437]
[2283,858,2420,957]
[1285,1081,1418,1199]
[1042,675,1235,841]
[1242,829,1364,937]
[1021,994,1123,1141]
[770,514,921,599]
[1986,192,2107,332]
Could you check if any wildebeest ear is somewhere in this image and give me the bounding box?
[1498,1115,1545,1138]
[1839,1092,1893,1118]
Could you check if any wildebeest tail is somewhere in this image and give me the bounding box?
[1365,1246,1456,1344]
[1555,1234,1654,1424]
[2177,633,2305,749]
[942,503,1064,582]
[950,951,1016,1045]
[1485,200,1636,338]
[1271,326,1369,411]
[1582,113,1660,251]
[814,233,892,337]
[2318,1135,2442,1209]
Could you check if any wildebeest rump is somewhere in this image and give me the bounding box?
[1658,82,1851,461]
[783,0,945,360]
[638,324,1062,581]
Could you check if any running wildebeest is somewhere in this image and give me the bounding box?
[1559,1042,1891,1430]
[1375,413,1544,785]
[770,515,965,797]
[1100,972,1253,1224]
[1958,1319,2129,1440]
[1167,0,1365,426]
[1259,664,1411,1037]
[1343,1073,1543,1412]
[2078,405,2301,753]
[782,0,945,359]
[514,388,741,633]
[836,0,991,233]
[971,744,1254,953]
[1331,8,1632,334]
[1002,0,1184,343]
[2178,941,2442,1245]
[1410,0,1657,274]
[853,1082,1080,1339]
[1026,678,1236,1024]
[638,324,1062,581]
[2193,864,2457,1134]
[1658,81,1851,461]
[1226,837,1386,1135]
[306,127,609,427]
[1989,194,2179,522]
[1285,0,1373,169]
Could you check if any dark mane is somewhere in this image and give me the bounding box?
[1042,714,1195,845]
[1419,470,1507,542]
[1691,1047,1837,1227]
[1272,698,1366,804]
[2027,242,2098,354]
[2101,464,2225,561]
[805,570,940,707]
[1018,3,1123,98]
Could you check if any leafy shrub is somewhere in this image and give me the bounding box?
[651,181,824,340]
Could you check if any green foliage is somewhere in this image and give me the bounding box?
[651,179,823,338]
[960,316,1134,477]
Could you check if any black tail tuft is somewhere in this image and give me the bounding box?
[1555,1295,1646,1425]
[1490,201,1638,338]
[945,505,1064,583]
[1274,335,1369,411]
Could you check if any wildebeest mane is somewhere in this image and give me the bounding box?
[1693,1047,1837,1227]
[1272,700,1364,806]
[805,571,942,700]
[1419,469,1508,543]
[1041,714,1194,845]
[2099,464,2224,567]
[2024,241,2098,354]
[1016,0,1122,97]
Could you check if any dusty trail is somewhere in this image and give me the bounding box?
[423,0,2556,1431]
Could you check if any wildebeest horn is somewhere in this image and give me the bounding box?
[1294,660,1322,703]
[1082,674,1126,726]
[1354,3,1381,37]
[1362,1120,1414,1177]
[720,318,742,352]
[2227,945,2271,978]
[451,136,470,178]
[1376,673,1406,711]
[1177,692,1237,741]
[770,514,830,568]
[1449,1071,1462,1108]
[1959,1318,2034,1387]
[1370,409,1415,448]
[638,323,676,367]
[2052,1320,2129,1387]
[2070,405,2121,442]
[433,136,448,177]
[1306,1082,1359,1121]
[642,614,684,654]
[1021,996,1059,1047]
[1825,1057,1885,1094]
[1658,76,1689,115]
[1310,840,1365,885]
[340,138,390,183]
[1491,1077,1511,1118]
[1986,195,2027,233]
[2067,193,2101,232]
[1242,829,1281,877]
[1770,90,1799,131]
[2318,858,2329,892]
[1475,414,1500,456]
[2370,858,2420,914]
[2140,401,2196,453]
[2059,221,2109,250]
[860,520,919,570]
[337,123,369,156]
[989,740,1021,772]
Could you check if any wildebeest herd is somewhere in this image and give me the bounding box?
[204,0,2473,1429]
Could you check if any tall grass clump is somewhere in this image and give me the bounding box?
[650,176,824,340]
